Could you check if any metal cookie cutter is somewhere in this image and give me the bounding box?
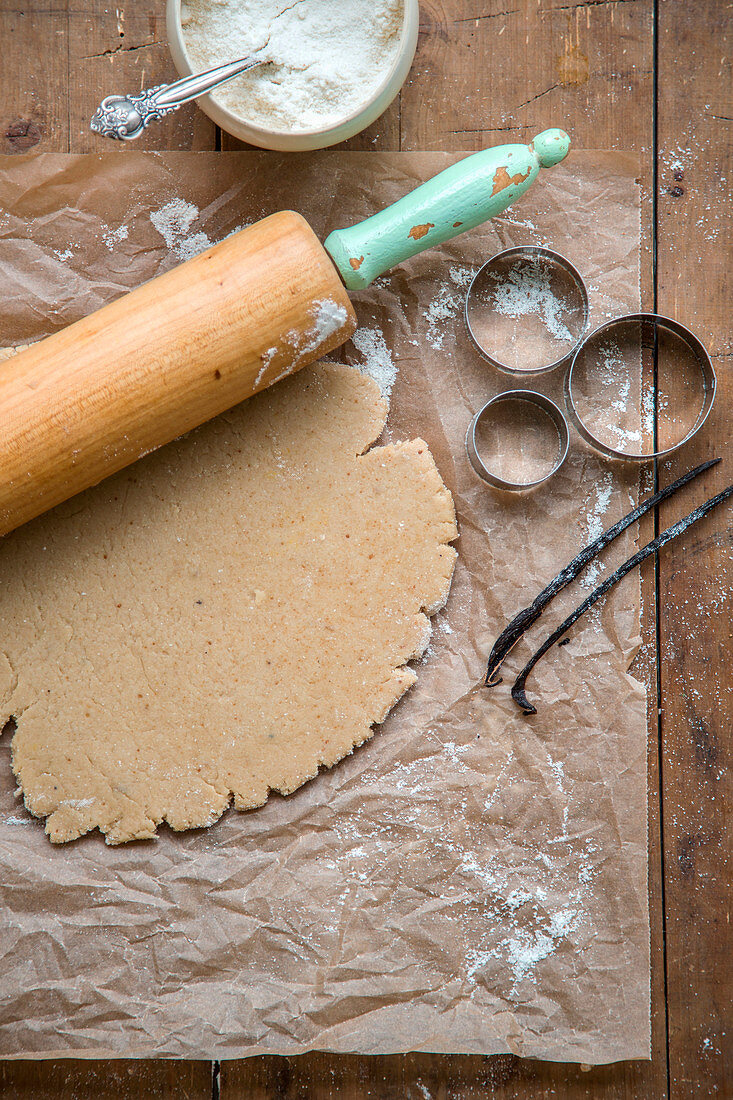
[466,390,570,491]
[565,312,717,461]
[465,246,589,376]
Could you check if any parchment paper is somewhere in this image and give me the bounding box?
[0,151,649,1063]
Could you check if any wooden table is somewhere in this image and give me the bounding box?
[0,2,729,1096]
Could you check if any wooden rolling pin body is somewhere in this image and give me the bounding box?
[0,211,355,537]
[0,129,571,538]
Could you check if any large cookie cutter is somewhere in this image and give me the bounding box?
[564,312,717,461]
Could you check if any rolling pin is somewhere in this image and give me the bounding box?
[0,128,569,538]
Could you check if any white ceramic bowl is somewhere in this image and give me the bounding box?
[166,0,419,152]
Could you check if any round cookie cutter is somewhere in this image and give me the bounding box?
[465,246,590,376]
[466,390,570,491]
[564,312,717,461]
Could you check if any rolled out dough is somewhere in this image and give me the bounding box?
[0,357,457,844]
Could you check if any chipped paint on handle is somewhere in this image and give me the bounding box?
[324,128,570,290]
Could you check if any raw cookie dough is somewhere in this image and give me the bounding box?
[0,359,457,844]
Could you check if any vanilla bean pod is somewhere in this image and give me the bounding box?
[511,481,733,715]
[485,458,720,685]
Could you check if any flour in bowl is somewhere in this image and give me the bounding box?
[181,0,404,132]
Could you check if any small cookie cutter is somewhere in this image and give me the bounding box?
[465,246,590,376]
[565,312,717,461]
[466,390,570,491]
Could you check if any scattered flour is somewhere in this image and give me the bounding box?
[181,0,404,132]
[504,908,578,985]
[642,383,656,437]
[547,754,565,790]
[463,865,583,990]
[595,340,644,450]
[490,259,574,342]
[329,735,604,1002]
[267,299,349,384]
[350,325,397,397]
[585,475,613,543]
[466,947,495,981]
[296,299,347,357]
[424,284,462,349]
[448,264,475,289]
[443,740,471,767]
[150,198,199,248]
[149,198,252,262]
[497,211,541,234]
[418,264,477,350]
[102,223,129,251]
[611,378,631,416]
[484,751,515,810]
[505,929,555,983]
[504,888,536,911]
[580,472,613,589]
[150,198,214,259]
[174,230,213,261]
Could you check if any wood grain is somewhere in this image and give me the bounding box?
[0,5,70,155]
[401,0,654,152]
[0,1060,212,1100]
[221,1051,665,1098]
[1,0,729,1096]
[656,2,732,1097]
[68,0,217,151]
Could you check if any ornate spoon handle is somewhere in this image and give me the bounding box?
[90,54,268,141]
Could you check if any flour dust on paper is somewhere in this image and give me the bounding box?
[0,361,457,845]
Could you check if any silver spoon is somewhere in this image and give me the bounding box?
[90,54,269,141]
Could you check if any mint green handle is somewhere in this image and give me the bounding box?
[324,128,570,290]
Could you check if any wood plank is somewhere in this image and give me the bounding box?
[68,0,217,152]
[655,1,732,1096]
[0,1060,212,1100]
[0,3,70,155]
[0,1,216,157]
[221,1052,664,1099]
[401,0,655,152]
